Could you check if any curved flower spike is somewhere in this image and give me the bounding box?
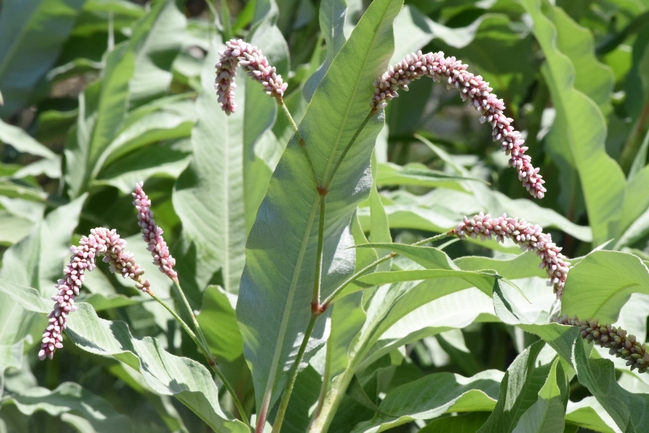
[372,51,546,199]
[214,39,288,115]
[39,228,150,360]
[133,182,178,282]
[557,315,649,374]
[450,212,569,297]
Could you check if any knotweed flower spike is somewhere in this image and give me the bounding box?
[373,51,546,199]
[133,182,177,282]
[39,228,150,360]
[215,39,288,115]
[557,315,649,373]
[450,212,569,296]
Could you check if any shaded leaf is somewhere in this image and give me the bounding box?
[0,382,135,433]
[0,0,86,118]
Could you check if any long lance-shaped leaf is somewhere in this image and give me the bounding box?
[237,0,403,411]
[64,0,183,197]
[173,44,247,296]
[520,0,625,245]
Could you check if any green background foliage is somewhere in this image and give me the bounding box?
[1,0,649,432]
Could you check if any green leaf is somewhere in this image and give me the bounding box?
[173,46,246,296]
[376,162,486,190]
[521,0,625,245]
[0,181,47,203]
[196,286,252,401]
[126,0,185,108]
[356,269,496,293]
[512,358,567,433]
[0,382,136,433]
[561,250,649,323]
[0,195,85,346]
[0,281,248,432]
[100,96,195,168]
[0,119,58,159]
[420,413,491,433]
[477,341,561,433]
[0,0,86,118]
[95,139,191,193]
[0,340,23,393]
[432,14,536,110]
[350,370,502,432]
[65,0,185,197]
[237,0,403,410]
[325,215,373,381]
[565,397,619,433]
[302,0,348,101]
[64,43,134,197]
[572,335,649,432]
[619,162,649,246]
[544,6,614,116]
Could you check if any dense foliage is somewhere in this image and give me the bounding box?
[1,0,649,432]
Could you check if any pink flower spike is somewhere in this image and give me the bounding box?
[39,228,150,360]
[372,51,546,199]
[132,182,178,283]
[450,212,569,297]
[214,39,287,115]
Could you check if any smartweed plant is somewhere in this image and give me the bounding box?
[2,0,649,432]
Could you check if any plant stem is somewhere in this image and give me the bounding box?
[321,233,453,307]
[147,287,250,427]
[312,195,327,306]
[271,315,319,433]
[310,232,454,430]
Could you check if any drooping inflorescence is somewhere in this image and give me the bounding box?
[214,39,288,115]
[557,315,649,373]
[39,228,150,360]
[133,182,177,282]
[450,212,569,296]
[372,51,546,199]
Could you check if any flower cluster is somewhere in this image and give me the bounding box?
[450,212,569,296]
[214,39,288,115]
[38,228,149,360]
[557,315,649,373]
[372,51,545,199]
[133,182,177,282]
